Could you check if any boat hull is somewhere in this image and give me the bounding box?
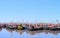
[49,28,60,31]
[29,27,43,31]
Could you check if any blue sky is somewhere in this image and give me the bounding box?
[0,0,60,23]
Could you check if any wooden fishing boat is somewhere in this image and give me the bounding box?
[17,24,25,30]
[6,25,17,29]
[51,27,60,31]
[6,25,15,29]
[48,24,60,31]
[28,24,43,31]
[0,25,2,28]
[29,27,43,31]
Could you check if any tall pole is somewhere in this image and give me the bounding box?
[56,19,59,28]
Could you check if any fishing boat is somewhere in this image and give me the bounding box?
[17,24,25,30]
[6,25,17,29]
[29,27,43,31]
[6,25,16,29]
[28,24,43,31]
[47,23,60,31]
[0,25,2,28]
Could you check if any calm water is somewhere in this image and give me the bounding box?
[0,28,60,38]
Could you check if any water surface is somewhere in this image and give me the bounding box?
[0,28,60,38]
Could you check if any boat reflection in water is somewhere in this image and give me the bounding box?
[5,29,60,35]
[0,28,60,38]
[0,28,2,32]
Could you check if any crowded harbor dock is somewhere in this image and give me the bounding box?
[0,22,60,31]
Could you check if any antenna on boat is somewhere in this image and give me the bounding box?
[56,19,60,28]
[35,18,37,24]
[56,19,59,23]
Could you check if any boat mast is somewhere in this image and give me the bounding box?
[56,19,60,28]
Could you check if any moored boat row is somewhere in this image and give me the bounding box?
[0,23,60,31]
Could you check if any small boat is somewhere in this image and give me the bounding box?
[0,25,2,28]
[3,24,6,28]
[17,24,25,30]
[6,25,15,29]
[48,24,60,31]
[6,25,17,29]
[49,27,60,31]
[28,25,43,31]
[29,27,43,31]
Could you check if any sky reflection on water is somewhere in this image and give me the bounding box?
[0,28,60,38]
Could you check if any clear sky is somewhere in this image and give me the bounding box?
[0,0,60,23]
